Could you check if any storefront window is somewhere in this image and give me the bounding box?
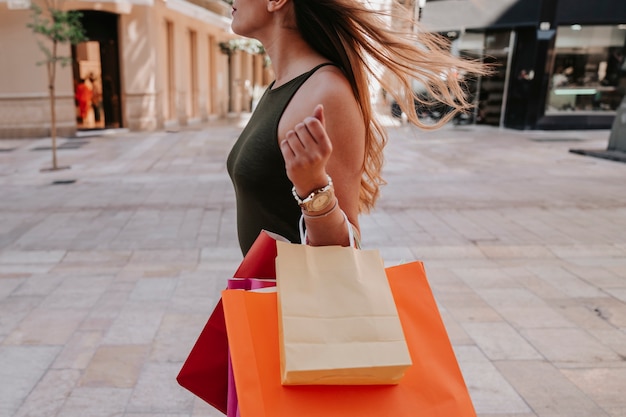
[546,24,626,114]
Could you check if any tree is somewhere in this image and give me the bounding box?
[27,0,86,171]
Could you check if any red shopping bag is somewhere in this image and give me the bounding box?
[176,231,283,414]
[176,298,229,413]
[222,262,476,417]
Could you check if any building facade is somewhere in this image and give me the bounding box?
[0,0,270,138]
[421,0,626,130]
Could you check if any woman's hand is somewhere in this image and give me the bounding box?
[279,104,333,196]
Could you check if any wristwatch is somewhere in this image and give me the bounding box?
[292,175,335,213]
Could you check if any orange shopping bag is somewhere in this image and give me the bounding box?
[222,261,476,417]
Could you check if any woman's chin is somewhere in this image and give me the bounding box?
[231,25,243,36]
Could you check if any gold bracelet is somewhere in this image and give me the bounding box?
[301,198,339,219]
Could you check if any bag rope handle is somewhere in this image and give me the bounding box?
[299,210,356,247]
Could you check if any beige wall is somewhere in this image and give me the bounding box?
[0,0,265,138]
[121,5,160,130]
[0,4,76,137]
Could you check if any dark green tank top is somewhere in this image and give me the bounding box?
[227,63,334,255]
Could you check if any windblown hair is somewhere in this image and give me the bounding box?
[292,0,487,212]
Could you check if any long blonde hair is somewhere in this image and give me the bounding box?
[292,0,487,212]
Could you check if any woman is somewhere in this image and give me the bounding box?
[226,0,484,255]
[75,78,92,125]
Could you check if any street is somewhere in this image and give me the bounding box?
[1,116,625,417]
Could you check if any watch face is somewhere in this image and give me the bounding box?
[309,190,332,211]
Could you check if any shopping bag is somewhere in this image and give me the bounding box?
[176,298,229,413]
[222,261,477,417]
[275,240,412,385]
[176,230,283,414]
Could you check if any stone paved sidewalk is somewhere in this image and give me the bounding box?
[0,116,625,417]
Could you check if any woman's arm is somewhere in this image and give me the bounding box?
[279,68,366,246]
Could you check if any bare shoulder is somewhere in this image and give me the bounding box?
[278,65,365,141]
[304,65,360,119]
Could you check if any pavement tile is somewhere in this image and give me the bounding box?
[401,209,466,244]
[521,327,622,363]
[0,346,62,417]
[462,322,543,360]
[0,296,42,340]
[451,266,521,290]
[11,273,64,297]
[512,273,568,300]
[585,328,626,359]
[102,305,165,345]
[436,290,503,323]
[126,249,200,270]
[564,264,626,290]
[508,208,578,245]
[477,415,537,417]
[174,272,224,299]
[192,398,226,417]
[0,250,66,264]
[440,310,474,345]
[39,275,113,310]
[130,277,178,301]
[409,245,486,259]
[50,263,124,277]
[434,209,498,243]
[377,246,416,266]
[562,368,626,417]
[170,271,223,313]
[80,344,150,388]
[4,308,86,345]
[12,369,81,417]
[124,414,189,417]
[78,288,128,332]
[587,296,626,329]
[419,257,499,269]
[526,264,610,298]
[550,298,620,332]
[478,245,557,259]
[0,277,25,299]
[149,313,211,362]
[567,257,626,270]
[127,362,195,414]
[52,330,103,370]
[548,244,626,259]
[424,266,477,296]
[607,288,626,303]
[198,248,247,273]
[57,387,132,417]
[0,264,55,275]
[464,209,543,245]
[496,361,611,417]
[454,346,531,415]
[61,250,133,265]
[477,288,576,329]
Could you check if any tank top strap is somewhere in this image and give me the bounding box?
[308,62,337,74]
[294,62,337,89]
[270,62,338,92]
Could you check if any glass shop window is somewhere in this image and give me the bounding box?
[546,24,626,114]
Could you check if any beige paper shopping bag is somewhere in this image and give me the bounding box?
[275,240,412,385]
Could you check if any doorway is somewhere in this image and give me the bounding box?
[475,31,513,126]
[72,10,122,130]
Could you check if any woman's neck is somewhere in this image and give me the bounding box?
[263,31,326,88]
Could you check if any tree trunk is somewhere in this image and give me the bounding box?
[49,40,58,170]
